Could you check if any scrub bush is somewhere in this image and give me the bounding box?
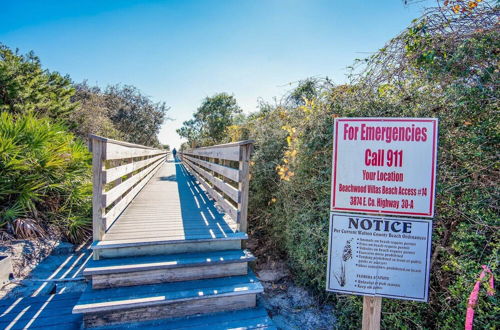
[240,2,499,328]
[0,44,169,243]
[0,112,92,243]
[0,45,77,120]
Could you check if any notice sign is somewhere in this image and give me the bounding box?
[331,118,438,217]
[326,213,432,302]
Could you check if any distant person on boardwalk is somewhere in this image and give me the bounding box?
[172,148,177,160]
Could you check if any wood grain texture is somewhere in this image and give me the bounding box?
[92,139,106,246]
[0,293,82,329]
[181,145,241,161]
[95,233,246,248]
[182,157,239,202]
[102,158,163,230]
[103,157,165,207]
[182,154,240,182]
[362,296,382,330]
[238,143,252,232]
[103,154,166,184]
[88,306,274,330]
[96,239,242,259]
[91,262,248,289]
[89,134,159,150]
[180,141,254,234]
[74,271,262,312]
[84,250,255,275]
[101,158,238,247]
[104,143,166,160]
[83,143,268,329]
[182,160,239,221]
[83,294,257,328]
[90,135,167,246]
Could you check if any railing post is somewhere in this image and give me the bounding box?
[91,138,106,251]
[237,143,252,233]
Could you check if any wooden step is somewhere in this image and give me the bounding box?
[93,306,275,329]
[85,250,256,289]
[92,232,247,258]
[73,271,263,328]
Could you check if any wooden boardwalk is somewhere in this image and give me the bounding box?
[1,138,273,328]
[67,136,272,328]
[101,158,237,245]
[0,293,82,330]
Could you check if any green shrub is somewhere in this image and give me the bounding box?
[0,112,92,242]
[0,44,169,244]
[241,3,499,328]
[246,81,498,329]
[0,44,77,120]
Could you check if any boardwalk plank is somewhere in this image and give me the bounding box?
[103,159,237,244]
[93,306,274,330]
[84,250,254,275]
[74,271,262,310]
[0,293,82,330]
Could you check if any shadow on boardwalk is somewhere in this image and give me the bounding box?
[102,158,237,243]
[0,240,90,329]
[174,158,235,240]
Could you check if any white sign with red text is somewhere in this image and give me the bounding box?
[331,118,438,217]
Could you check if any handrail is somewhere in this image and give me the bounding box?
[179,141,254,233]
[89,134,159,150]
[89,135,168,248]
[189,140,255,149]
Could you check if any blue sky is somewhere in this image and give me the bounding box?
[0,0,432,148]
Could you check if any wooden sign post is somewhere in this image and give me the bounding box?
[327,118,439,329]
[362,296,382,330]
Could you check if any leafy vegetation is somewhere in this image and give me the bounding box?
[0,45,168,242]
[0,112,92,242]
[71,82,169,147]
[0,0,496,327]
[177,93,242,148]
[69,83,122,141]
[183,1,498,328]
[0,45,77,120]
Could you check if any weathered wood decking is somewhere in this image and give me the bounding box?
[0,293,82,330]
[68,137,272,328]
[100,158,237,245]
[1,138,273,329]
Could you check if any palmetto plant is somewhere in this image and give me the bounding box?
[0,112,92,242]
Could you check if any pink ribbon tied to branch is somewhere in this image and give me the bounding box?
[465,265,495,330]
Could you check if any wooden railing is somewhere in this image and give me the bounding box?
[89,135,168,242]
[180,140,254,233]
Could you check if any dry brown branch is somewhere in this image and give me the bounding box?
[350,1,499,89]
